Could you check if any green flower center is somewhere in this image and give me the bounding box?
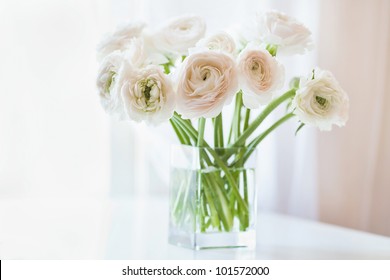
[136,78,162,112]
[316,96,328,108]
[144,84,152,100]
[104,71,116,94]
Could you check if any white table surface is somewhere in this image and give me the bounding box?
[0,196,389,260]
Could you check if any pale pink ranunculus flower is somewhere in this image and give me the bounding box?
[176,50,238,119]
[256,10,313,55]
[97,22,146,60]
[238,44,284,108]
[152,15,206,56]
[194,31,237,55]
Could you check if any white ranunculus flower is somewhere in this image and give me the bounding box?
[118,63,175,125]
[96,51,126,119]
[195,31,236,55]
[153,15,206,56]
[238,44,284,108]
[292,68,349,131]
[176,50,238,119]
[256,10,313,55]
[97,22,146,60]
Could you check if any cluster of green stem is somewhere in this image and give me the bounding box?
[170,88,297,232]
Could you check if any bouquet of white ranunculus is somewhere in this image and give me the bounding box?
[96,11,349,249]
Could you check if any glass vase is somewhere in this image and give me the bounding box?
[168,144,257,250]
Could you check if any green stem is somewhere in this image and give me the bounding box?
[203,173,233,230]
[242,108,251,228]
[202,180,220,228]
[170,119,191,145]
[243,108,251,132]
[196,117,209,229]
[205,147,248,215]
[197,118,206,147]
[213,113,224,148]
[230,89,296,148]
[228,91,243,145]
[243,171,248,211]
[234,92,243,141]
[172,114,253,229]
[195,117,233,230]
[172,114,248,215]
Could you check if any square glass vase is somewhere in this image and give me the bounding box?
[168,144,257,250]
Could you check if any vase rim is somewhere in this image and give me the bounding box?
[171,143,258,151]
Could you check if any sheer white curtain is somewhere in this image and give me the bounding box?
[0,0,111,197]
[317,0,390,236]
[109,0,320,219]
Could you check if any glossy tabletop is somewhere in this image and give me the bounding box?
[0,196,389,259]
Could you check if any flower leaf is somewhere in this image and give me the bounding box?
[295,122,305,136]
